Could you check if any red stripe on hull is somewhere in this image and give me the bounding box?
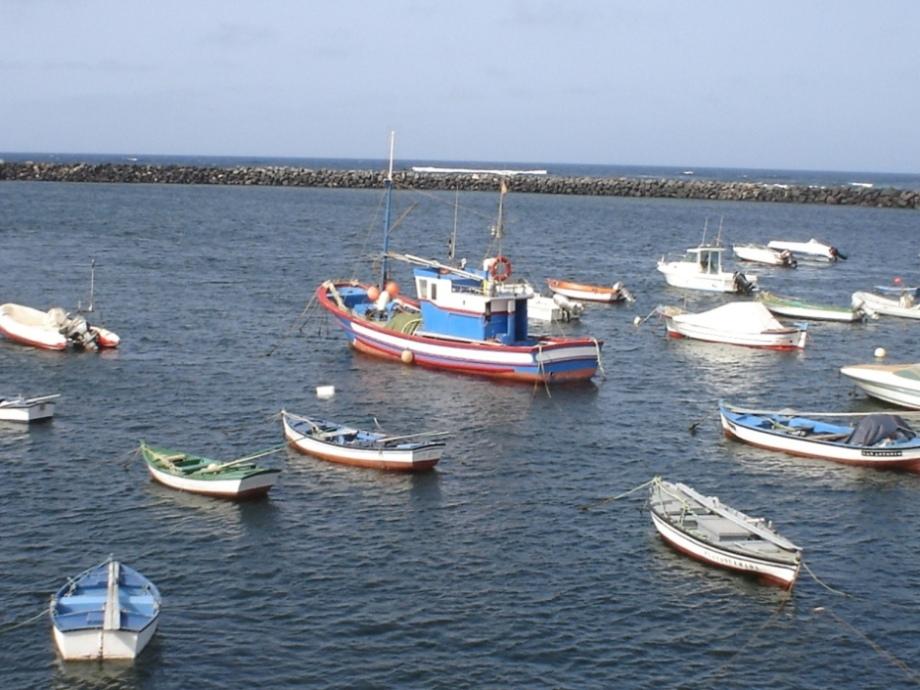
[723,428,920,473]
[657,533,796,590]
[666,330,802,350]
[350,336,595,383]
[287,441,438,472]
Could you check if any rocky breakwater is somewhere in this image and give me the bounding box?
[2,161,918,209]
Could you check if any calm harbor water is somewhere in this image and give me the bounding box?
[1,178,920,689]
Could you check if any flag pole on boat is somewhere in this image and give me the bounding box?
[380,131,396,289]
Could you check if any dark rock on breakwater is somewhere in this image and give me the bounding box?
[2,161,918,209]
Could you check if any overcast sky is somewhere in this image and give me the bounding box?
[2,0,917,172]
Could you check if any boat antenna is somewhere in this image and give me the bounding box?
[491,177,507,254]
[78,257,96,313]
[448,186,459,261]
[716,215,724,246]
[700,217,709,246]
[380,131,396,288]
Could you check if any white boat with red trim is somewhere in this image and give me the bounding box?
[545,278,634,303]
[0,303,119,351]
[767,238,845,261]
[720,401,920,472]
[282,410,445,471]
[315,135,603,384]
[732,243,797,268]
[649,477,801,589]
[657,302,807,350]
[0,393,59,422]
[840,362,920,409]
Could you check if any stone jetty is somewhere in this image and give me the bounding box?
[1,161,917,209]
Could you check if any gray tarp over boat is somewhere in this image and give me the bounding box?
[846,414,915,446]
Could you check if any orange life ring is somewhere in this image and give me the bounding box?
[490,255,512,282]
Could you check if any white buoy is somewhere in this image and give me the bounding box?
[316,385,335,399]
[633,316,641,326]
[874,347,887,359]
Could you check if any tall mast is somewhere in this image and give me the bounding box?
[493,177,507,254]
[380,131,396,288]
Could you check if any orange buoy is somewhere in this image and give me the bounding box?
[400,349,414,364]
[385,281,400,298]
[367,285,381,301]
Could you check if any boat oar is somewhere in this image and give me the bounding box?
[377,430,451,444]
[191,445,287,475]
[632,307,659,328]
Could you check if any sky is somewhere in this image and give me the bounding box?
[1,0,918,172]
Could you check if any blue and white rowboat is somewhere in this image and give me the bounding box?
[50,557,160,660]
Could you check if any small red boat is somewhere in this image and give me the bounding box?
[546,278,634,303]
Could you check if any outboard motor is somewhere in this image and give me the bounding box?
[733,272,755,295]
[60,314,99,350]
[779,250,797,269]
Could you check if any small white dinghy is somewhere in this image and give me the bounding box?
[851,291,920,320]
[657,301,807,350]
[648,478,802,589]
[0,303,120,350]
[733,244,797,268]
[0,393,59,422]
[767,238,845,262]
[528,292,584,323]
[50,557,160,661]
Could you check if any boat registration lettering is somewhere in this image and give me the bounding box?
[861,449,903,457]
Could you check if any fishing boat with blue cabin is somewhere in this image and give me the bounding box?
[50,557,160,660]
[316,134,604,384]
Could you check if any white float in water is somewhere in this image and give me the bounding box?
[874,347,887,359]
[316,385,335,399]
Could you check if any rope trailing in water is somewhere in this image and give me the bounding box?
[579,478,657,511]
[265,292,319,356]
[0,608,48,636]
[802,560,850,597]
[592,337,606,380]
[813,606,920,684]
[694,599,790,687]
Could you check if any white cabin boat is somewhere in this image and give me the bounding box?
[767,238,844,261]
[657,246,756,293]
[0,394,59,422]
[657,302,807,350]
[851,291,920,320]
[733,244,797,268]
[840,363,920,409]
[648,478,802,589]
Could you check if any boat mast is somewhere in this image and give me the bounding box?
[493,177,507,254]
[380,131,396,288]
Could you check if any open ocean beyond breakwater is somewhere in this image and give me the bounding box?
[2,174,920,689]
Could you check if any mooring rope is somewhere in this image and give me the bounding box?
[802,560,850,598]
[813,606,920,685]
[265,292,320,357]
[578,478,657,511]
[0,608,48,636]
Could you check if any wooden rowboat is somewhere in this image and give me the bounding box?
[139,441,281,498]
[50,557,160,660]
[648,477,801,589]
[758,291,865,322]
[720,401,920,472]
[0,303,119,350]
[282,410,445,471]
[545,278,634,303]
[0,393,59,422]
